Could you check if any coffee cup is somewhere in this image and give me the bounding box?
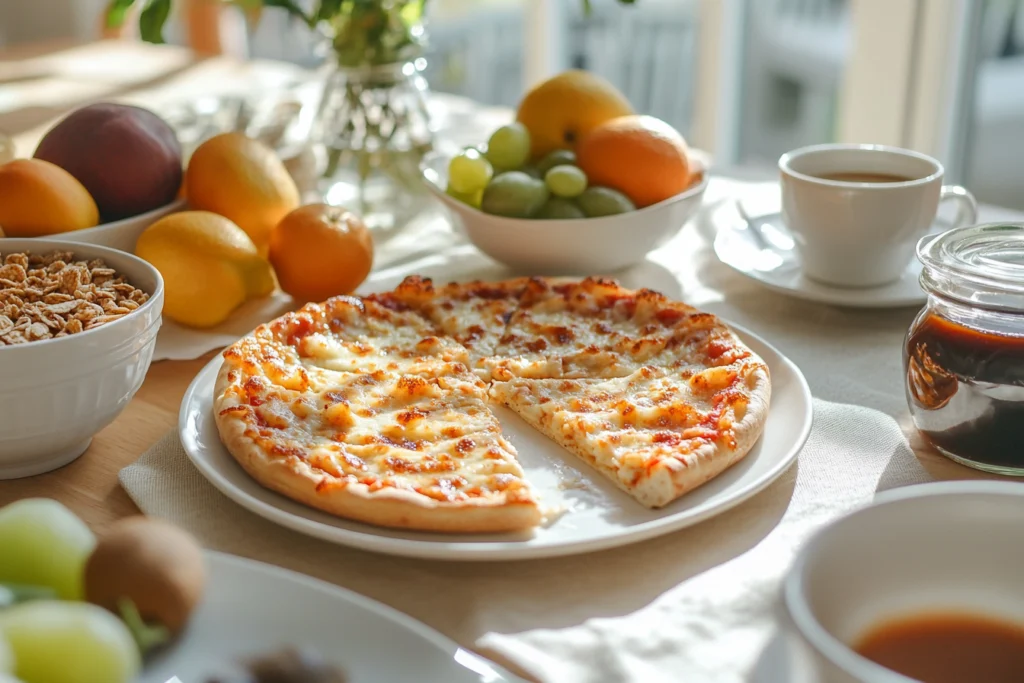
[778,482,1024,683]
[779,144,977,288]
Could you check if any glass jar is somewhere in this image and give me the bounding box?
[312,59,433,233]
[904,223,1024,475]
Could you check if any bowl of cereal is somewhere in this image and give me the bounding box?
[0,238,163,478]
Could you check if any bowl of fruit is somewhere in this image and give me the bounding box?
[0,103,189,253]
[422,71,708,274]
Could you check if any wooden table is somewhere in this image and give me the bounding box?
[0,39,1006,532]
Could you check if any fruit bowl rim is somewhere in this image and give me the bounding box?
[419,149,710,226]
[72,197,188,235]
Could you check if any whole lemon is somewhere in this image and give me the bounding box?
[185,133,300,253]
[516,70,633,159]
[136,211,275,328]
[269,204,373,303]
[0,159,98,237]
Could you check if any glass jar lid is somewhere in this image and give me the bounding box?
[918,223,1024,313]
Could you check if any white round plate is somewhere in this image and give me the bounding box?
[179,323,811,561]
[140,551,521,682]
[713,206,936,308]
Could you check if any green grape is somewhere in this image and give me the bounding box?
[536,149,577,176]
[578,186,637,217]
[447,149,493,194]
[446,184,483,209]
[0,499,95,601]
[485,123,531,170]
[536,197,586,220]
[1,602,140,683]
[481,172,550,218]
[544,165,588,198]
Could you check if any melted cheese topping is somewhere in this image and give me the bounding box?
[379,277,530,378]
[490,278,750,380]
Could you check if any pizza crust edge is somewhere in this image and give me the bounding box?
[636,361,772,507]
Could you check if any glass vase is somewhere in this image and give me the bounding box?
[312,58,433,232]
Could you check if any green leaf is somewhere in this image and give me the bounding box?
[316,0,344,22]
[138,0,172,43]
[262,0,314,25]
[104,0,138,29]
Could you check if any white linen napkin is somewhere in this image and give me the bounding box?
[478,401,930,683]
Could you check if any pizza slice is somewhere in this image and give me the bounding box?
[489,358,770,508]
[215,357,542,533]
[374,275,532,379]
[217,299,541,533]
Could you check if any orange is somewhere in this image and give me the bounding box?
[269,204,374,302]
[516,70,633,159]
[185,132,299,253]
[576,115,691,208]
[0,158,99,237]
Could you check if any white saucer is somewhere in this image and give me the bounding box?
[713,204,934,308]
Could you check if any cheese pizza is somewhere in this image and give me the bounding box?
[214,277,771,533]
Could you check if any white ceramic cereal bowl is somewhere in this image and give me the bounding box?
[0,239,164,478]
[421,151,709,274]
[59,198,186,253]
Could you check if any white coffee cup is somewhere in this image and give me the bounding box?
[779,144,977,288]
[778,481,1024,683]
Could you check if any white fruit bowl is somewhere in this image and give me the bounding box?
[0,239,164,478]
[421,150,709,274]
[58,198,186,253]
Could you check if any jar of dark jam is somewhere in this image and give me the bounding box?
[905,224,1024,475]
